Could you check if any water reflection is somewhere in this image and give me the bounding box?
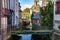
[18,34,32,40]
[18,34,52,40]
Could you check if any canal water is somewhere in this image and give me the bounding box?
[18,34,52,40]
[18,34,32,40]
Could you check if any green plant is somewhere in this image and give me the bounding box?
[58,25,60,29]
[40,1,53,29]
[11,25,19,31]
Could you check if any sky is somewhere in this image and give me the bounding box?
[19,0,34,11]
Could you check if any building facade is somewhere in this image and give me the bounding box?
[10,0,19,28]
[0,0,11,40]
[54,0,60,30]
[18,2,22,27]
[54,0,60,40]
[31,0,40,30]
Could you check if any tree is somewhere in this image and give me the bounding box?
[40,1,53,29]
[22,8,31,30]
[23,8,30,13]
[22,8,31,20]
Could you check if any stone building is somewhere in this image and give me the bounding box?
[10,0,19,27]
[18,2,22,27]
[31,0,40,30]
[0,0,11,40]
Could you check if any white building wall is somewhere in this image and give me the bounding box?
[1,17,7,40]
[10,0,19,26]
[54,0,60,20]
[54,0,60,30]
[54,21,60,30]
[15,0,19,26]
[10,0,15,26]
[10,0,15,10]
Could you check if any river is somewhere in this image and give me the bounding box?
[18,34,32,40]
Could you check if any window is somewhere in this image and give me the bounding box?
[12,13,15,25]
[7,0,10,9]
[16,3,17,12]
[33,20,40,25]
[3,0,9,9]
[56,1,60,14]
[2,0,5,8]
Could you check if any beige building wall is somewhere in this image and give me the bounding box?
[1,17,7,40]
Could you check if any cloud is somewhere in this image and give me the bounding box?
[24,4,32,8]
[21,4,33,10]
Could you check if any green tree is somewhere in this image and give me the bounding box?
[40,1,53,30]
[22,8,31,20]
[22,8,31,30]
[22,8,30,13]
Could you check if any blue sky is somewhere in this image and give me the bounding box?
[19,0,34,10]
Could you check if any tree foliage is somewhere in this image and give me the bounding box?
[40,1,53,29]
[22,8,30,13]
[22,8,31,20]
